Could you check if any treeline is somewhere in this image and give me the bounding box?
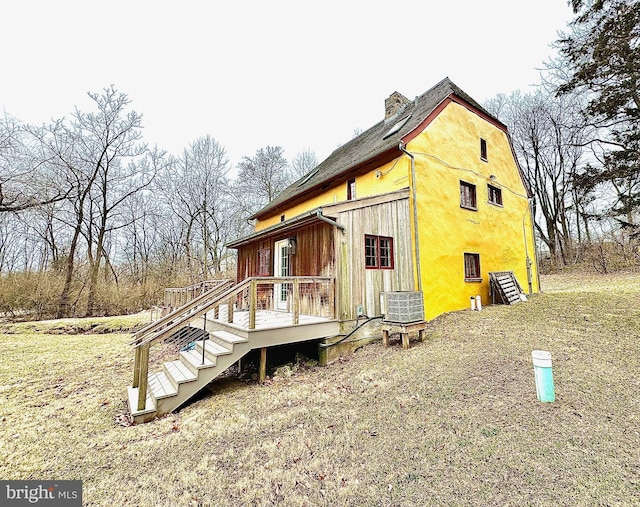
[1,0,638,320]
[0,87,317,319]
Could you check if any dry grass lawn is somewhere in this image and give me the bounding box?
[1,273,639,506]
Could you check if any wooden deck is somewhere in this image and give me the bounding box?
[204,306,331,329]
[200,308,339,349]
[128,276,338,423]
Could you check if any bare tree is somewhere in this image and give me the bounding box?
[232,146,291,219]
[290,148,318,181]
[156,135,231,281]
[486,89,592,265]
[0,113,67,213]
[118,190,162,287]
[33,86,157,317]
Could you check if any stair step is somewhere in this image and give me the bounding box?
[211,330,248,344]
[180,349,216,374]
[127,386,156,417]
[148,371,178,400]
[197,339,232,357]
[164,360,198,387]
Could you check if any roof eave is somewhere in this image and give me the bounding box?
[251,144,402,221]
[227,209,326,249]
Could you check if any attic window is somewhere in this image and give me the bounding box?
[382,115,411,140]
[480,138,488,161]
[347,178,356,200]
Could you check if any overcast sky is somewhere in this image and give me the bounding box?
[2,1,576,171]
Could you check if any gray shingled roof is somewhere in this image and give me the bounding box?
[251,77,502,220]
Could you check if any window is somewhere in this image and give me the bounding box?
[257,248,270,276]
[365,235,394,269]
[464,253,481,281]
[488,184,503,206]
[480,138,487,161]
[460,181,477,210]
[347,178,356,200]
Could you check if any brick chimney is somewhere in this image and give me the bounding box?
[385,91,410,120]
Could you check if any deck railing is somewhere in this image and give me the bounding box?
[163,280,226,313]
[131,276,335,412]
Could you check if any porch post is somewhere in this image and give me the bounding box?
[249,279,257,330]
[292,278,300,325]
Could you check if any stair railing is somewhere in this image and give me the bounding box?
[131,279,237,411]
[131,279,234,346]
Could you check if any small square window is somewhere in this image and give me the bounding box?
[460,181,477,210]
[365,235,394,269]
[480,138,487,161]
[464,253,481,281]
[488,184,503,206]
[347,178,356,200]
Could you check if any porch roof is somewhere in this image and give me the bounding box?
[227,189,410,249]
[226,208,337,248]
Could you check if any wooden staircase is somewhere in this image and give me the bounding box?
[128,276,338,423]
[489,271,524,305]
[128,328,250,423]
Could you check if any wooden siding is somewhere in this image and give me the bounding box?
[333,197,414,320]
[235,222,335,282]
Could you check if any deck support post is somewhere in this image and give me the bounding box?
[259,347,267,383]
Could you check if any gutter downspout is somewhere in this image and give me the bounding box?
[524,198,541,294]
[399,141,422,291]
[316,209,346,232]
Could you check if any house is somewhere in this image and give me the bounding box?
[228,77,539,323]
[127,78,539,423]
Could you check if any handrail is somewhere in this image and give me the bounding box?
[164,279,219,292]
[131,279,239,347]
[131,279,233,344]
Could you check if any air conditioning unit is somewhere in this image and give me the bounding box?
[381,291,424,323]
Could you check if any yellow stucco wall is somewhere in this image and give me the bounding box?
[255,157,410,231]
[253,100,538,320]
[407,101,538,319]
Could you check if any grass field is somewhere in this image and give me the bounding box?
[1,272,639,506]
